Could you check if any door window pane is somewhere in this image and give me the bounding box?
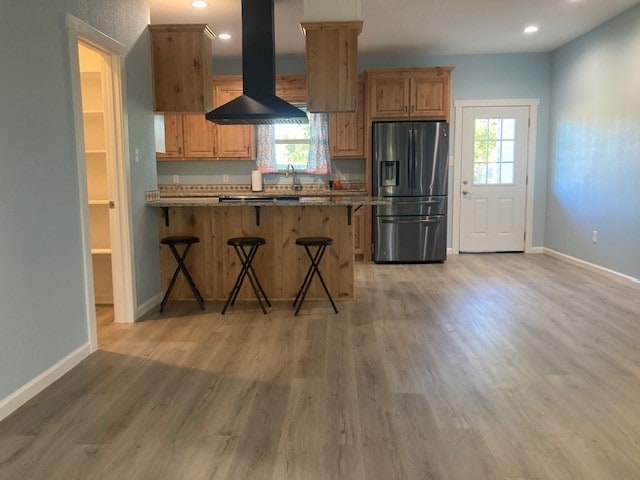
[473,117,517,185]
[500,163,514,183]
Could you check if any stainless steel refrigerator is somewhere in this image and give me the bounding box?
[373,121,449,263]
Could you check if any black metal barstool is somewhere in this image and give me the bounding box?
[293,236,338,316]
[159,236,205,313]
[222,237,271,314]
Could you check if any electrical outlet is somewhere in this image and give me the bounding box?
[592,230,598,243]
[134,147,140,164]
[343,173,350,181]
[223,174,230,183]
[173,175,179,184]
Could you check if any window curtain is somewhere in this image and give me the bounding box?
[306,113,330,174]
[255,124,277,173]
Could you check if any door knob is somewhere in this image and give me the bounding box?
[463,180,468,185]
[462,190,468,195]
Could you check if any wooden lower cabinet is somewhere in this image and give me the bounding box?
[158,205,355,300]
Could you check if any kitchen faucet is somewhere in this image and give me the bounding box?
[286,163,302,191]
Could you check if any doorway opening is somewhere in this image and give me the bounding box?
[78,43,115,332]
[68,13,137,353]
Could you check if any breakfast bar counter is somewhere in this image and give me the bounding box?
[146,191,386,303]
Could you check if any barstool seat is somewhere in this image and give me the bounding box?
[222,237,271,314]
[293,236,338,316]
[159,236,205,313]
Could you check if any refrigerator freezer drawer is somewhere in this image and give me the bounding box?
[374,215,447,263]
[374,196,447,217]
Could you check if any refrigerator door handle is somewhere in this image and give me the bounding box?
[406,129,413,190]
[381,219,441,225]
[393,200,443,205]
[410,129,417,188]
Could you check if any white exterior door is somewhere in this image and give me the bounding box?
[459,106,530,252]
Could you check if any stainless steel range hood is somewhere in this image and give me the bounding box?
[206,0,308,125]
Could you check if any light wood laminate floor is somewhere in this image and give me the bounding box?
[2,253,640,479]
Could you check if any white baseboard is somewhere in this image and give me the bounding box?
[528,247,544,254]
[0,343,92,422]
[543,248,640,286]
[136,292,162,320]
[447,247,455,255]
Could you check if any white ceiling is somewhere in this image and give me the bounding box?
[150,0,640,58]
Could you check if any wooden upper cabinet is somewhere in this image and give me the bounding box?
[329,77,365,158]
[149,24,214,113]
[410,72,450,118]
[275,75,307,104]
[213,79,255,160]
[368,74,409,118]
[300,21,363,113]
[183,114,217,158]
[157,114,184,159]
[367,67,453,120]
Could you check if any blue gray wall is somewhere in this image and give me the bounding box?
[171,52,552,247]
[546,5,640,279]
[0,1,159,400]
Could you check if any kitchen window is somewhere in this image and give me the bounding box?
[274,117,310,171]
[255,109,330,174]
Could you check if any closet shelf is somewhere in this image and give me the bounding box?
[91,248,112,255]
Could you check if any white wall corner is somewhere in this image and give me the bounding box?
[135,292,163,320]
[0,343,92,423]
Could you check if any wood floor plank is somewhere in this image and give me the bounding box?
[2,254,640,479]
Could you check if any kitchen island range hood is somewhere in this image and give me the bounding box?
[206,0,308,125]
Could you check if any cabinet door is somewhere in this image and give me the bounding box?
[369,75,409,118]
[150,25,214,113]
[214,84,255,159]
[410,74,449,118]
[330,80,365,158]
[183,114,217,158]
[157,114,184,159]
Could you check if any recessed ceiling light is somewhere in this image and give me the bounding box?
[218,33,231,40]
[524,25,539,34]
[192,0,208,8]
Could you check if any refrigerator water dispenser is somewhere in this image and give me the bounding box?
[380,161,399,187]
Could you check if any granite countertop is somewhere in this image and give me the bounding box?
[146,195,389,207]
[145,183,384,207]
[155,183,368,198]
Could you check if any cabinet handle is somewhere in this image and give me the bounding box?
[404,105,408,113]
[246,146,250,154]
[411,105,415,113]
[333,145,337,153]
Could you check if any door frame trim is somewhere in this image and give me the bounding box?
[451,99,539,254]
[66,14,137,350]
